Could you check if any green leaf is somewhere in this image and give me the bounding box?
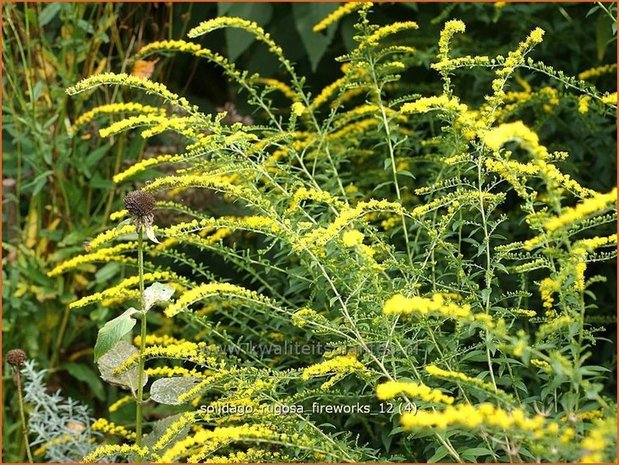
[64,362,105,400]
[39,3,62,27]
[97,340,147,393]
[291,3,339,71]
[94,308,138,361]
[149,377,202,405]
[218,3,273,62]
[144,282,175,311]
[596,13,613,61]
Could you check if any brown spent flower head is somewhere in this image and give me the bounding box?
[6,348,27,367]
[124,190,155,218]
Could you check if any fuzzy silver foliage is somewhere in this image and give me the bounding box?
[21,360,102,462]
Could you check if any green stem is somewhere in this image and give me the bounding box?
[14,369,33,463]
[135,228,146,448]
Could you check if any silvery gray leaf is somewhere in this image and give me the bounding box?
[97,340,147,394]
[149,377,202,405]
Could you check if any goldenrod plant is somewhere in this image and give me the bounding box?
[48,3,617,462]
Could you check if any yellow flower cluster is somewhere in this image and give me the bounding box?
[482,121,549,160]
[536,315,574,340]
[139,116,202,140]
[113,341,223,375]
[383,293,471,319]
[534,159,595,199]
[580,417,617,463]
[255,77,297,100]
[98,114,169,138]
[113,154,185,184]
[543,187,617,232]
[530,358,551,372]
[301,354,369,390]
[88,224,137,250]
[143,174,252,202]
[578,63,617,81]
[82,444,149,463]
[601,92,617,105]
[72,102,163,133]
[291,101,306,117]
[159,423,279,463]
[400,403,567,442]
[152,412,196,452]
[485,28,544,113]
[145,366,204,378]
[361,21,419,49]
[66,73,197,113]
[204,448,280,463]
[578,95,591,113]
[574,234,617,252]
[165,282,274,317]
[91,417,136,440]
[48,242,137,276]
[287,186,345,213]
[300,199,404,249]
[137,39,202,56]
[342,229,364,248]
[425,365,508,399]
[108,395,133,413]
[376,380,454,404]
[313,2,371,32]
[32,435,73,457]
[401,95,468,115]
[69,271,179,309]
[437,20,466,59]
[188,17,284,59]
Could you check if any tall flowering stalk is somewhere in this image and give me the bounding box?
[7,349,33,463]
[123,190,155,447]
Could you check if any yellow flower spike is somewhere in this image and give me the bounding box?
[578,63,617,81]
[108,395,133,413]
[72,102,164,133]
[543,188,617,232]
[66,72,198,113]
[165,282,275,317]
[313,2,372,32]
[82,444,150,463]
[47,242,138,276]
[69,271,183,310]
[91,418,136,440]
[377,380,454,404]
[342,229,364,248]
[301,354,369,390]
[482,121,549,160]
[401,95,468,114]
[383,293,471,319]
[437,19,466,58]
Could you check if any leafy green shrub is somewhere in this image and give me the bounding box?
[46,3,616,462]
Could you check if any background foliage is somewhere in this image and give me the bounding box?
[2,2,617,463]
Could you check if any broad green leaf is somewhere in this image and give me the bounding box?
[97,340,147,393]
[144,282,175,311]
[39,3,62,27]
[291,3,339,71]
[150,377,202,405]
[218,3,273,62]
[94,308,138,361]
[64,362,105,400]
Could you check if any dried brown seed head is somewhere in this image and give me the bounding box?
[6,348,26,367]
[124,191,155,218]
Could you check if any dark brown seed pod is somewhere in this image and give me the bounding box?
[6,348,27,367]
[124,191,155,219]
